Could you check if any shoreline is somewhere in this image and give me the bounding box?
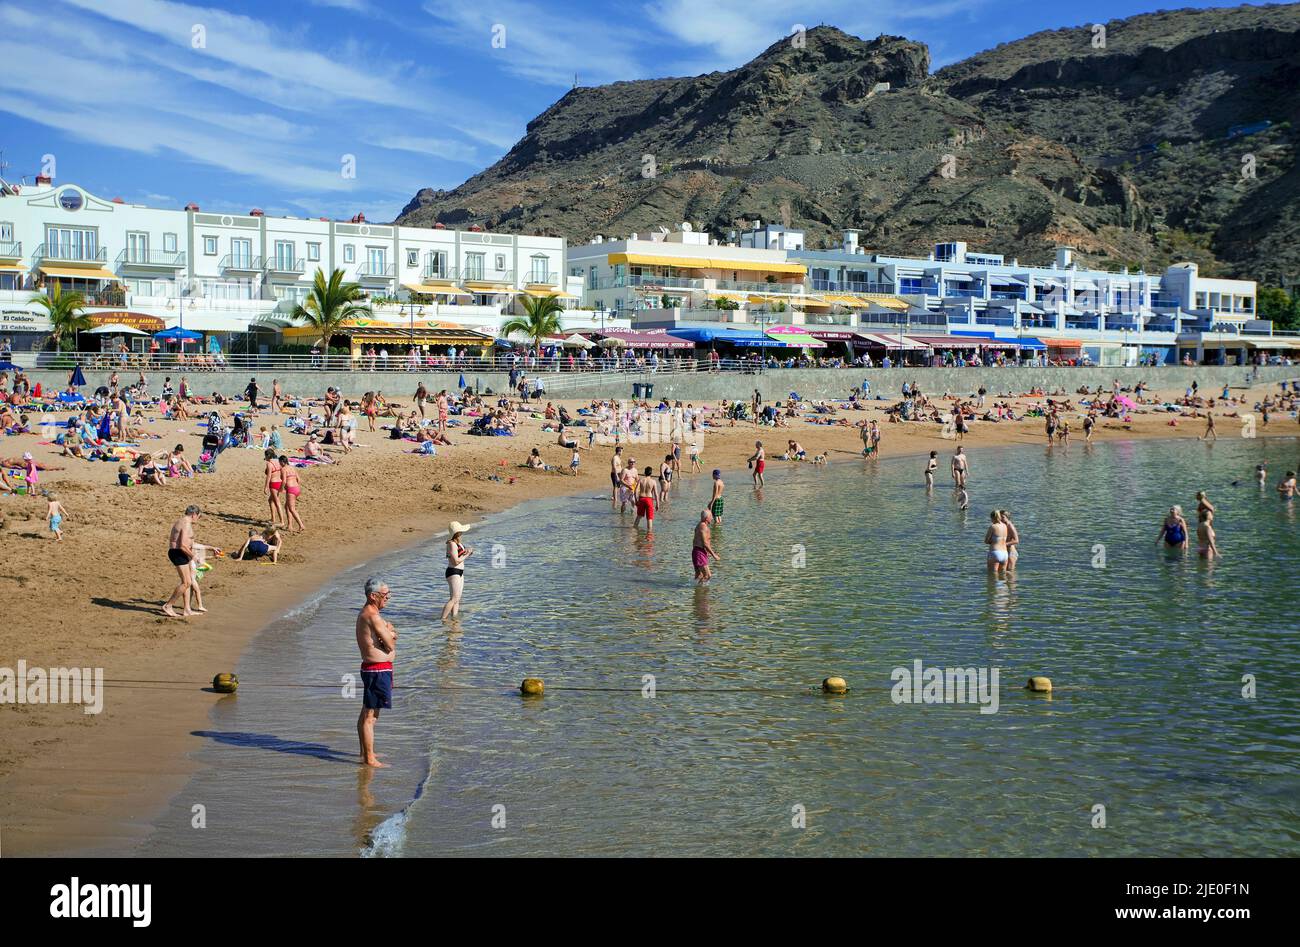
[2,384,1297,855]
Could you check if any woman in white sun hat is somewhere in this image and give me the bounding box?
[440,520,475,622]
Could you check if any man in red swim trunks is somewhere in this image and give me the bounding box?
[747,440,766,487]
[634,465,657,533]
[356,576,396,768]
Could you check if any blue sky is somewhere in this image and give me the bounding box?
[0,0,1238,222]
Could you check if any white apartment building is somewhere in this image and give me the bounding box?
[0,177,577,353]
[568,222,809,315]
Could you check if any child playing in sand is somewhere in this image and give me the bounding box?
[46,493,67,541]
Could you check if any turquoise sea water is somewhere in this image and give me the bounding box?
[145,437,1300,857]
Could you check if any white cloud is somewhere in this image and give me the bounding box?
[366,136,480,165]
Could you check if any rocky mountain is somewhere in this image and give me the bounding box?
[396,5,1300,284]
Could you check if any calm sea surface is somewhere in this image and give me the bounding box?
[145,436,1300,856]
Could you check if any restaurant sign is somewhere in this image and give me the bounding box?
[88,312,166,332]
[0,309,53,333]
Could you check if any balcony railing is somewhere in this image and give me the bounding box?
[220,254,263,272]
[35,242,107,263]
[0,241,22,258]
[421,263,459,281]
[714,279,804,294]
[265,255,305,274]
[117,248,187,267]
[462,268,513,284]
[356,262,396,279]
[809,278,896,295]
[524,270,557,285]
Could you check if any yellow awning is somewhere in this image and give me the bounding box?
[856,294,910,311]
[523,288,579,299]
[403,282,472,298]
[39,264,120,281]
[462,281,515,293]
[707,291,748,301]
[0,263,24,273]
[607,252,805,275]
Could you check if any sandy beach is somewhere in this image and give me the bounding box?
[0,378,1295,855]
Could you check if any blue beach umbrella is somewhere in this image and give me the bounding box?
[154,327,203,342]
[458,373,467,389]
[70,365,87,387]
[0,360,21,373]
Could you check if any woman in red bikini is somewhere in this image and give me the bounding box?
[264,448,284,526]
[278,455,305,533]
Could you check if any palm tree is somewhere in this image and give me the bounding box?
[501,294,564,356]
[32,283,91,351]
[292,268,371,355]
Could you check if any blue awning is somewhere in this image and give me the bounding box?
[667,327,788,347]
[1010,336,1046,351]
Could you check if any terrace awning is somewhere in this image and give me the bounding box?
[765,328,826,348]
[39,264,120,282]
[595,330,694,349]
[1044,338,1084,349]
[608,252,804,275]
[667,327,788,347]
[522,288,580,299]
[403,282,472,298]
[857,332,929,351]
[907,334,985,348]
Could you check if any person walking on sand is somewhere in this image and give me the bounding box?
[951,446,969,488]
[925,451,938,490]
[244,377,260,416]
[692,509,720,584]
[1201,411,1217,441]
[264,448,285,526]
[414,382,428,419]
[46,492,68,542]
[748,441,766,487]
[984,510,1009,577]
[356,577,395,767]
[440,522,474,622]
[163,505,206,618]
[710,468,725,524]
[279,456,305,533]
[271,378,282,416]
[437,390,449,434]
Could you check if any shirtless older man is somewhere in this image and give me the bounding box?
[356,576,396,768]
[162,505,206,618]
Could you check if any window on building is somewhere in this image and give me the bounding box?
[425,251,447,278]
[230,237,253,268]
[307,242,320,262]
[0,222,12,243]
[45,226,97,260]
[530,254,549,282]
[343,245,355,264]
[125,232,149,263]
[588,267,599,289]
[464,252,485,280]
[366,247,386,273]
[406,249,418,268]
[203,235,217,255]
[162,232,178,253]
[273,240,295,269]
[495,253,507,271]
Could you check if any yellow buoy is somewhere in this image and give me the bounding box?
[1026,676,1052,693]
[520,677,544,697]
[212,672,239,694]
[821,676,848,694]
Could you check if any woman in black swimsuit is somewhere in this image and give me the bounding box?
[440,521,473,622]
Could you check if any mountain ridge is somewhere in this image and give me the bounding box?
[396,5,1300,283]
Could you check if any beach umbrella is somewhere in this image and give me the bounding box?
[458,373,467,389]
[0,360,21,373]
[86,323,149,336]
[1116,395,1138,410]
[154,327,203,342]
[598,337,626,348]
[562,333,594,349]
[70,365,87,387]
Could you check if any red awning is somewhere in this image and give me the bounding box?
[906,335,985,348]
[596,330,695,349]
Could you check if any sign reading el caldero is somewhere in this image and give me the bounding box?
[88,312,166,332]
[0,310,53,332]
